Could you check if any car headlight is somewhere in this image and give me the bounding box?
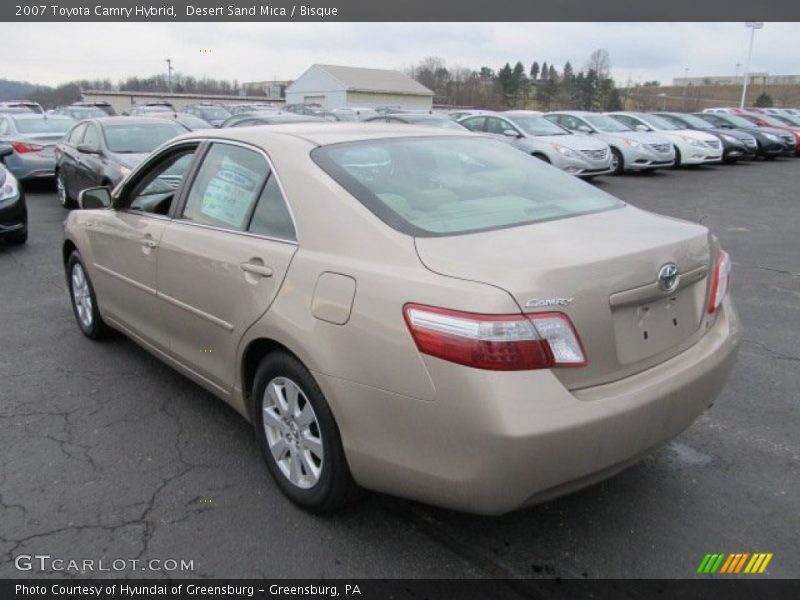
[763,133,779,142]
[681,136,705,148]
[552,144,580,158]
[721,135,738,144]
[0,171,20,207]
[623,138,643,149]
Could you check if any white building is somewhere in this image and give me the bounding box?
[285,64,434,110]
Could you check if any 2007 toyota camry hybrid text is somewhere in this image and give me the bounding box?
[62,124,741,515]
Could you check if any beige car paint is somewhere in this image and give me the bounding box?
[64,124,742,514]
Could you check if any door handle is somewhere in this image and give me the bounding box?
[240,261,273,278]
[141,239,158,248]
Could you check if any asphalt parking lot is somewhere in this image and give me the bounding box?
[1,159,798,584]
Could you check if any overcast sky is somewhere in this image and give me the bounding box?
[2,22,798,87]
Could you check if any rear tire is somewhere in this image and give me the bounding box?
[253,351,359,513]
[5,229,27,245]
[66,252,112,339]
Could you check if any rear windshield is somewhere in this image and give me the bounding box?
[103,122,185,153]
[312,136,621,237]
[14,117,74,133]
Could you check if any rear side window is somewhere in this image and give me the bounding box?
[248,176,296,241]
[312,136,621,237]
[66,123,87,144]
[182,143,268,231]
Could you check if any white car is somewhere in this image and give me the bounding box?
[545,111,675,174]
[606,112,722,167]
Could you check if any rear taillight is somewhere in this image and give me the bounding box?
[708,250,732,314]
[403,304,587,371]
[11,142,44,154]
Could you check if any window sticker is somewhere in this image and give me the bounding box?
[199,155,262,228]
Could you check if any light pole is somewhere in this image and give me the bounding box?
[166,58,174,93]
[740,22,764,109]
[683,67,689,110]
[734,62,741,80]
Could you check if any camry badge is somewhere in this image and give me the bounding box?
[658,263,680,293]
[525,297,574,308]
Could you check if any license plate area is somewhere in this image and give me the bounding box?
[612,281,705,364]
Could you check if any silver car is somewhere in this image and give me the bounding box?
[546,111,676,174]
[459,111,613,178]
[0,114,75,181]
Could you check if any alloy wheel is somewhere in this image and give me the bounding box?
[262,377,324,489]
[71,262,93,328]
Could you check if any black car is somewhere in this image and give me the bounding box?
[183,103,232,127]
[54,117,188,208]
[365,113,469,130]
[654,112,756,163]
[0,146,27,245]
[694,113,791,159]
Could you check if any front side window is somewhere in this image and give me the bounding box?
[460,117,485,132]
[181,143,268,231]
[81,124,101,149]
[313,136,621,237]
[584,115,632,132]
[125,146,199,215]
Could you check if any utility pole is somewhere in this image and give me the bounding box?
[683,67,689,111]
[166,58,174,93]
[734,63,741,80]
[740,22,764,108]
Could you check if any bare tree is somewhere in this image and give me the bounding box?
[585,49,611,79]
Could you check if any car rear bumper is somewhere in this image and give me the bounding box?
[5,154,56,180]
[321,295,741,515]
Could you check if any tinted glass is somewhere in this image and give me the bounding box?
[248,175,296,240]
[81,124,101,148]
[313,136,621,237]
[678,114,714,129]
[198,107,232,120]
[460,117,485,132]
[182,144,268,230]
[103,122,185,153]
[128,149,198,214]
[640,114,680,130]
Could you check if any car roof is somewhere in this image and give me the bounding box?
[9,113,73,120]
[176,122,471,147]
[86,116,184,126]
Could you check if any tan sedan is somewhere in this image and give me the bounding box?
[63,124,742,514]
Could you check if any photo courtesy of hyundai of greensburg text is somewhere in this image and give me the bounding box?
[0,1,799,599]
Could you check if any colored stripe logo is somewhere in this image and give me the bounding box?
[697,553,773,574]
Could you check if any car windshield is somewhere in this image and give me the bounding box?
[199,107,232,119]
[676,114,714,129]
[508,116,568,136]
[103,122,185,153]
[718,115,758,129]
[584,115,632,132]
[755,114,791,127]
[332,112,358,121]
[312,136,621,237]
[776,114,800,126]
[14,117,74,133]
[640,114,680,130]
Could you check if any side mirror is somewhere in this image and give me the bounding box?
[78,186,112,210]
[0,145,12,159]
[576,124,593,133]
[635,124,649,132]
[503,129,521,138]
[77,143,101,155]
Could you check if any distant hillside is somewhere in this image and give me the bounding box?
[0,79,52,101]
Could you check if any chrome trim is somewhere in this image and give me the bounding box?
[156,290,235,332]
[93,263,157,295]
[166,217,298,246]
[609,265,708,308]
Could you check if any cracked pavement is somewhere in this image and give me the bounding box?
[0,159,798,582]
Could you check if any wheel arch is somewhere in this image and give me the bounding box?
[241,337,305,421]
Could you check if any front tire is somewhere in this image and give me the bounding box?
[67,252,112,339]
[56,171,75,209]
[253,351,358,512]
[672,146,682,169]
[5,229,27,245]
[610,147,624,174]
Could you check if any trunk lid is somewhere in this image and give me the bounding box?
[414,204,713,390]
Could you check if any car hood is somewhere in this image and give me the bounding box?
[654,129,718,143]
[16,133,65,145]
[595,130,672,145]
[706,128,753,141]
[415,204,713,389]
[531,134,608,151]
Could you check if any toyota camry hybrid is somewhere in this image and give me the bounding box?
[62,124,741,514]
